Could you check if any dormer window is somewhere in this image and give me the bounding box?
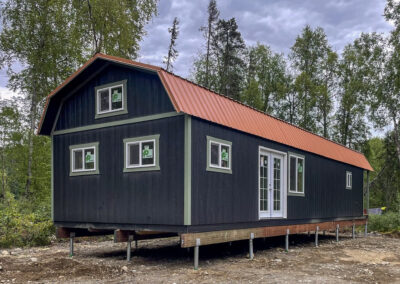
[95,80,128,119]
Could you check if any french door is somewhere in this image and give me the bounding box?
[259,148,286,218]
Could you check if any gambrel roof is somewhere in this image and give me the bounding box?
[39,53,373,171]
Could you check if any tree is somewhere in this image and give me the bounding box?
[213,18,246,100]
[164,17,180,72]
[199,0,219,88]
[242,79,263,110]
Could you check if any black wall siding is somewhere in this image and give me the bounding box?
[53,115,185,225]
[55,64,174,131]
[191,117,363,226]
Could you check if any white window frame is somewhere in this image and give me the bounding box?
[126,139,156,169]
[96,83,124,115]
[69,142,99,176]
[346,171,352,189]
[288,153,305,196]
[206,136,232,174]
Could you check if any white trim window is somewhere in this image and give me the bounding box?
[206,136,232,173]
[97,83,124,114]
[69,142,99,176]
[346,171,352,189]
[123,134,160,172]
[288,153,305,195]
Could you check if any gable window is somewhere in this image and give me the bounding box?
[206,136,232,174]
[70,142,99,176]
[288,153,305,195]
[95,80,128,119]
[346,171,352,189]
[123,134,160,172]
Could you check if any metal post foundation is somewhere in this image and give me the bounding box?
[127,235,133,261]
[364,221,368,237]
[285,229,289,252]
[336,224,339,242]
[352,224,355,239]
[315,226,319,247]
[194,238,200,270]
[249,233,254,260]
[69,232,75,257]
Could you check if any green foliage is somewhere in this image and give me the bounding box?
[369,212,400,233]
[242,79,263,111]
[164,17,180,72]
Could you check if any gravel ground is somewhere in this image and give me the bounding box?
[0,232,399,283]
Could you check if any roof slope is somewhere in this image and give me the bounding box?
[38,53,373,171]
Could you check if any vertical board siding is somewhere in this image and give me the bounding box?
[191,117,363,226]
[53,116,184,225]
[55,64,174,131]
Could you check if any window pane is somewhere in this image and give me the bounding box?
[297,158,304,193]
[290,157,296,191]
[221,145,230,168]
[142,141,155,165]
[210,143,219,166]
[99,89,109,112]
[111,86,123,110]
[128,143,140,166]
[73,150,83,170]
[84,148,95,170]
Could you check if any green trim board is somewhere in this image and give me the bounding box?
[95,79,128,119]
[53,112,181,135]
[206,135,232,174]
[123,134,160,172]
[69,142,100,176]
[184,115,192,225]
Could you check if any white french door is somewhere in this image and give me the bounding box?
[259,148,286,218]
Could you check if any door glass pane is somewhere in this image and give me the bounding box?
[142,141,155,165]
[99,89,109,112]
[221,145,229,168]
[111,86,123,110]
[273,157,281,211]
[290,157,296,191]
[259,155,268,212]
[73,150,83,170]
[128,143,140,166]
[210,143,219,166]
[84,148,95,170]
[297,158,304,193]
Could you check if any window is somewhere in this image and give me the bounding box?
[95,80,127,119]
[206,136,232,174]
[346,171,352,189]
[123,135,160,172]
[288,153,305,195]
[69,142,99,176]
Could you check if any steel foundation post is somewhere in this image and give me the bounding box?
[285,229,289,252]
[194,238,200,270]
[69,232,75,257]
[249,233,254,260]
[315,226,319,247]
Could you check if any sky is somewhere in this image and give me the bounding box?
[0,0,394,100]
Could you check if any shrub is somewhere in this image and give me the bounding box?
[368,212,400,233]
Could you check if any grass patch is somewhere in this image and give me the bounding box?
[369,212,400,233]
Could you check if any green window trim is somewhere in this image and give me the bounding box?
[69,142,100,176]
[123,134,160,172]
[95,79,128,119]
[206,135,232,174]
[288,152,305,196]
[346,171,352,190]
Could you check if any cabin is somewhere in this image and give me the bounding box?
[38,53,372,266]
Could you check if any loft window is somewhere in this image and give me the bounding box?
[123,135,160,172]
[288,153,305,195]
[206,136,232,174]
[95,80,127,119]
[346,171,352,189]
[69,142,99,176]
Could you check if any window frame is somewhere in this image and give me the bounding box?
[69,142,99,176]
[95,80,128,119]
[346,171,352,189]
[123,134,160,172]
[288,152,305,196]
[206,136,232,174]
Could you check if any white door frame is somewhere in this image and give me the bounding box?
[258,146,287,219]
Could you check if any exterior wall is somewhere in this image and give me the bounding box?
[190,117,364,226]
[53,115,185,225]
[55,64,174,131]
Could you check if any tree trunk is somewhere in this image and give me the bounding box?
[25,91,37,195]
[393,118,400,167]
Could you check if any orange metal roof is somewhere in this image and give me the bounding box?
[38,54,373,171]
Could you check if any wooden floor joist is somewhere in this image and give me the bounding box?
[180,218,367,248]
[114,230,177,243]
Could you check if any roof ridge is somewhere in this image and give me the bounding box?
[160,68,364,156]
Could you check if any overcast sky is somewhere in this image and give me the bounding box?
[0,0,394,100]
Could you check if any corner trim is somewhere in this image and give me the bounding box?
[53,112,181,135]
[69,142,100,176]
[123,134,160,173]
[94,79,128,119]
[184,115,192,225]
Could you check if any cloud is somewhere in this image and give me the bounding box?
[0,86,18,100]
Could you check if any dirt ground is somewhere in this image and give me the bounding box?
[0,232,399,283]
